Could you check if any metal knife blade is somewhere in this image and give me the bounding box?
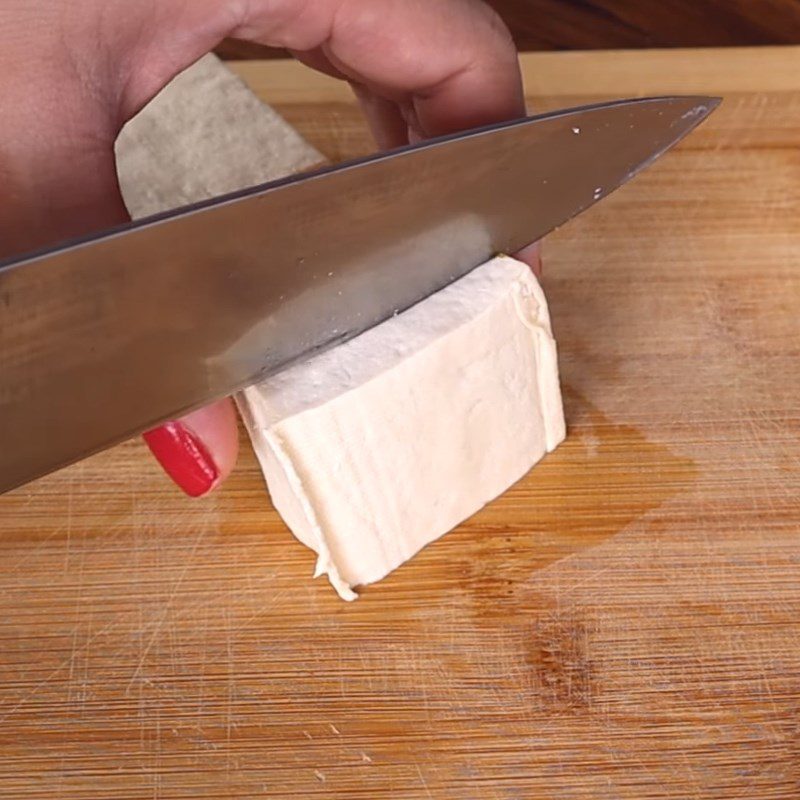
[0,95,719,493]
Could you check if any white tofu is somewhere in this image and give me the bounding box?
[238,255,565,600]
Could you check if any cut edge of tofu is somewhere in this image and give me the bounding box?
[243,256,547,422]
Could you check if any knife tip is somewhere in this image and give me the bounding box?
[670,95,722,127]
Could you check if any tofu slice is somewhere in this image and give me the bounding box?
[238,255,565,600]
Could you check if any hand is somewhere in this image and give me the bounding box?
[1,0,538,496]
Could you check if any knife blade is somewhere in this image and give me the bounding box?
[0,95,719,493]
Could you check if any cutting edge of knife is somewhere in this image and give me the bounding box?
[0,95,721,274]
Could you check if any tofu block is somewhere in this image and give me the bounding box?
[114,57,564,601]
[238,255,566,600]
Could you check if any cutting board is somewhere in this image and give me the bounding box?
[1,46,799,799]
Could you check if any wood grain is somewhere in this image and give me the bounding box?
[490,0,800,49]
[1,47,800,798]
[215,0,800,59]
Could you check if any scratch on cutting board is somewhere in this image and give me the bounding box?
[125,525,208,694]
[415,763,434,800]
[678,751,704,796]
[0,612,119,724]
[65,502,90,709]
[7,465,76,578]
[559,566,614,594]
[225,602,234,775]
[227,586,289,635]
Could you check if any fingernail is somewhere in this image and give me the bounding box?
[143,421,219,498]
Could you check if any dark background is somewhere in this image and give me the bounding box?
[217,0,800,58]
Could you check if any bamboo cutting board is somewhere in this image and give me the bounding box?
[1,47,799,799]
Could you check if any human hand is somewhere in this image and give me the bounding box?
[1,0,537,496]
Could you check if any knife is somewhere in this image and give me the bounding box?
[0,95,719,494]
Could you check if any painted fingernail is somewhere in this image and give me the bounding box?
[143,421,219,498]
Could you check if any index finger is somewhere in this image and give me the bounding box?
[231,0,526,136]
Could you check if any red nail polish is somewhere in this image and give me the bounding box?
[143,422,219,498]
